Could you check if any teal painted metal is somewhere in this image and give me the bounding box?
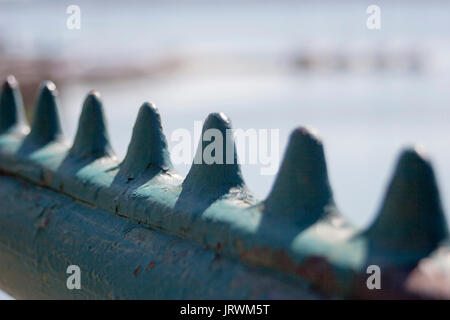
[0,173,318,299]
[0,75,449,299]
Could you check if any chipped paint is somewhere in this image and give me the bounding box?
[0,76,449,299]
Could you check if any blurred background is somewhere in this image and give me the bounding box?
[1,0,450,299]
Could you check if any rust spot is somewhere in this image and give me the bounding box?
[295,256,339,292]
[146,261,155,270]
[216,242,222,251]
[237,245,340,294]
[39,212,53,228]
[41,170,53,185]
[133,265,142,276]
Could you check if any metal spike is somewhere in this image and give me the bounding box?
[264,127,335,226]
[69,91,114,160]
[119,102,172,178]
[182,112,245,195]
[0,75,28,134]
[366,146,448,255]
[24,81,64,146]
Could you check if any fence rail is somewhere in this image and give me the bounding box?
[0,75,449,299]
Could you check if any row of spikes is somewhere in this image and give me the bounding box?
[0,75,448,255]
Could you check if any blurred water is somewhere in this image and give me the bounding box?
[1,0,450,299]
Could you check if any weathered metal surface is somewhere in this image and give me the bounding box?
[0,172,320,299]
[0,75,449,299]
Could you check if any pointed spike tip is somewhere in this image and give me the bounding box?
[0,75,28,134]
[290,126,322,149]
[41,80,57,94]
[183,112,245,196]
[88,89,100,98]
[26,80,63,146]
[141,101,158,116]
[119,102,173,178]
[367,145,448,255]
[203,112,231,132]
[83,90,102,109]
[264,126,335,226]
[4,75,18,90]
[69,90,114,160]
